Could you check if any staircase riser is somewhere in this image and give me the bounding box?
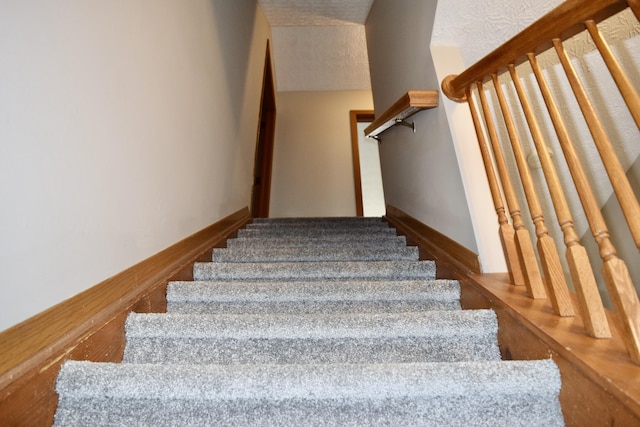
[123,337,500,364]
[246,221,389,229]
[54,360,564,426]
[251,217,385,224]
[123,310,500,364]
[167,301,461,315]
[226,236,408,248]
[55,396,563,427]
[166,280,461,313]
[193,261,436,281]
[237,228,397,238]
[211,247,419,262]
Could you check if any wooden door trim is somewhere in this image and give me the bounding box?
[350,110,376,217]
[251,41,277,218]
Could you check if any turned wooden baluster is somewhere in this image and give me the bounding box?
[477,81,547,299]
[554,38,640,250]
[529,53,640,362]
[585,20,640,130]
[491,73,574,316]
[511,62,610,334]
[466,87,526,287]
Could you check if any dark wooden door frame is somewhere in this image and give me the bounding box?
[251,41,277,218]
[349,110,376,217]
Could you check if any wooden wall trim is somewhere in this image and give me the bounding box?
[460,272,640,426]
[385,204,481,275]
[0,207,251,425]
[350,110,376,217]
[385,203,640,424]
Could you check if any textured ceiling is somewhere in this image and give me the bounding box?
[432,0,640,240]
[258,0,374,26]
[258,0,374,92]
[260,0,640,237]
[432,0,563,65]
[260,0,568,92]
[271,25,371,92]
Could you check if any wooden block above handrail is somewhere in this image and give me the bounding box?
[364,90,439,139]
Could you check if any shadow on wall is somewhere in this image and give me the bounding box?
[581,153,640,309]
[210,0,258,129]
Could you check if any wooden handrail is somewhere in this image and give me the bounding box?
[441,0,629,101]
[441,0,640,363]
[364,90,438,139]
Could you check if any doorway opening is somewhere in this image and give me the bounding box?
[350,110,386,217]
[251,41,276,218]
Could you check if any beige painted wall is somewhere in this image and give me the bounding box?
[0,0,271,331]
[269,90,374,217]
[365,0,478,254]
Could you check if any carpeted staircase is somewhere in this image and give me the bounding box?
[54,217,565,426]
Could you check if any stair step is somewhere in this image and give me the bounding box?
[166,279,461,314]
[252,216,385,225]
[54,215,565,425]
[122,310,500,364]
[237,227,397,238]
[193,260,436,281]
[211,246,419,262]
[54,359,564,426]
[246,220,390,230]
[226,234,408,249]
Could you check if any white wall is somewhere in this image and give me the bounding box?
[365,0,478,254]
[269,90,374,217]
[430,46,507,272]
[0,0,271,331]
[430,2,639,275]
[357,122,386,217]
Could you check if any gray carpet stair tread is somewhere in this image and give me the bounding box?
[54,359,564,426]
[166,279,461,314]
[53,215,565,426]
[122,310,500,364]
[237,227,397,238]
[246,221,390,230]
[226,235,408,248]
[252,216,385,224]
[193,260,436,281]
[211,246,419,262]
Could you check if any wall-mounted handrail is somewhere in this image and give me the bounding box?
[364,90,438,141]
[442,0,640,364]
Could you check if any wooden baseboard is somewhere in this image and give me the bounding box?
[0,207,251,426]
[384,204,481,276]
[385,204,640,425]
[460,273,640,426]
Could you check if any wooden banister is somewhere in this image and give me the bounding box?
[509,63,609,335]
[491,72,574,317]
[441,0,640,363]
[476,82,547,300]
[466,88,526,288]
[364,90,438,140]
[553,38,640,250]
[442,0,629,101]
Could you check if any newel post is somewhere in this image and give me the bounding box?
[441,75,467,103]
